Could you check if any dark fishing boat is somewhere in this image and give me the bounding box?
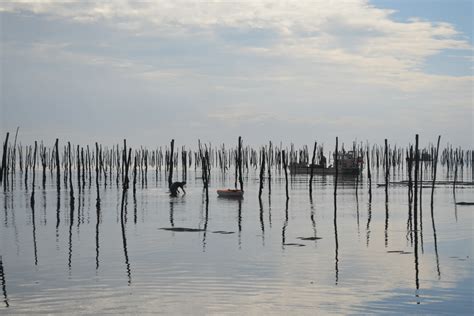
[290,151,362,175]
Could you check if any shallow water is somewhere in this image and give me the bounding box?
[1,167,473,314]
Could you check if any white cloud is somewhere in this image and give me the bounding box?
[1,0,472,146]
[1,0,470,92]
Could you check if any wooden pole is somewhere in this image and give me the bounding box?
[0,133,9,185]
[282,150,289,200]
[366,142,372,203]
[384,139,389,201]
[238,136,243,192]
[55,139,60,192]
[309,141,317,196]
[334,137,339,196]
[168,139,174,189]
[414,135,419,235]
[258,148,265,198]
[431,136,441,206]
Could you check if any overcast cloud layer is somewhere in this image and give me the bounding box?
[1,1,472,147]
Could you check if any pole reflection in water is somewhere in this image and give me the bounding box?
[414,217,420,304]
[31,193,38,266]
[258,197,265,245]
[120,191,132,286]
[268,194,272,228]
[281,199,289,249]
[431,203,441,279]
[68,196,74,274]
[420,165,424,253]
[0,256,8,308]
[55,193,60,243]
[202,199,209,251]
[356,194,360,237]
[420,195,424,254]
[133,190,137,224]
[76,191,81,231]
[385,200,389,248]
[3,192,7,228]
[42,189,47,225]
[407,198,413,246]
[169,199,175,228]
[237,198,242,249]
[366,201,372,247]
[334,192,339,285]
[8,191,20,256]
[170,198,174,227]
[95,196,101,271]
[309,195,317,245]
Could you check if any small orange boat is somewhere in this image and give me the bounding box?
[217,189,244,198]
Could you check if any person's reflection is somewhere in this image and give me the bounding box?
[169,199,175,228]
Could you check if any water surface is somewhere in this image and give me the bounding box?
[1,168,473,314]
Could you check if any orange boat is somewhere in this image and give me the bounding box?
[217,189,244,198]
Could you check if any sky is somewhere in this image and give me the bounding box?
[0,0,472,148]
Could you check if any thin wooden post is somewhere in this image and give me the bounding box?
[282,150,289,200]
[334,137,339,196]
[0,133,9,185]
[431,136,441,206]
[309,141,317,196]
[55,139,60,192]
[384,139,389,201]
[258,148,265,198]
[238,136,243,192]
[168,139,174,189]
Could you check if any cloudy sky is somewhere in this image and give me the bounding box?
[0,0,472,147]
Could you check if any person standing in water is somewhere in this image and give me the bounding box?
[169,181,186,197]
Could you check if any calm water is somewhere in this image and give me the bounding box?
[1,167,473,314]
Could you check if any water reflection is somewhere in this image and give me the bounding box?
[42,189,47,226]
[202,199,209,251]
[268,194,272,228]
[68,196,74,274]
[55,193,60,242]
[169,198,175,227]
[430,203,441,279]
[237,198,242,248]
[31,192,38,266]
[414,218,420,304]
[120,191,132,286]
[366,202,372,247]
[95,195,101,271]
[334,193,339,285]
[281,199,289,249]
[385,201,389,248]
[133,190,137,224]
[0,256,8,308]
[3,192,7,228]
[0,165,471,314]
[258,197,265,245]
[309,195,317,245]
